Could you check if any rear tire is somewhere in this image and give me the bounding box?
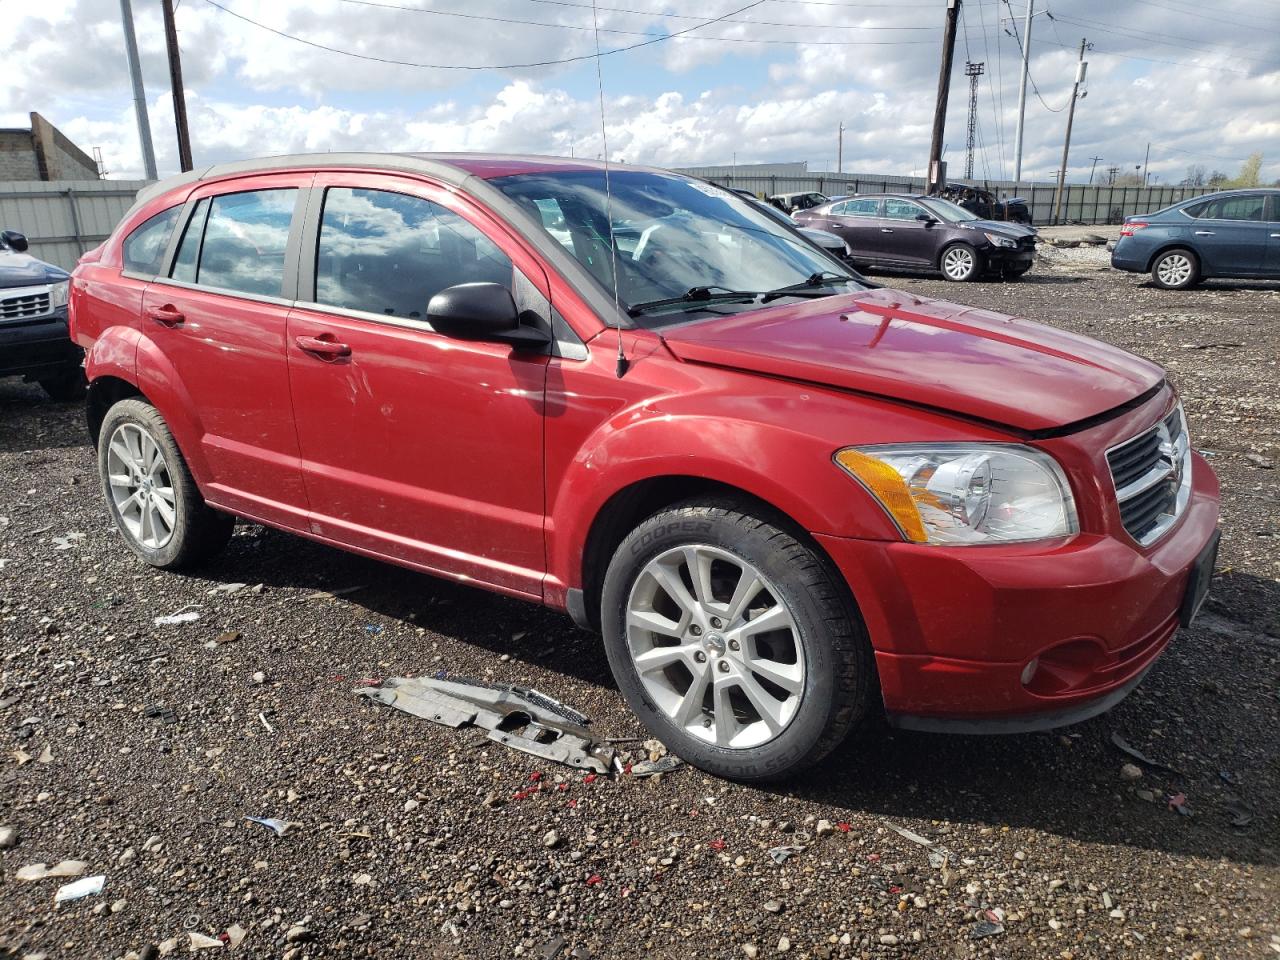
[1150,248,1200,290]
[940,242,983,281]
[600,498,874,781]
[39,367,87,402]
[97,398,233,569]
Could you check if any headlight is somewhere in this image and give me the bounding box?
[984,233,1018,249]
[49,280,69,309]
[834,444,1078,544]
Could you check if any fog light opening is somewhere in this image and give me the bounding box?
[1020,657,1040,687]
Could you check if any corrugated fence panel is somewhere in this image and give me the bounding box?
[0,179,151,270]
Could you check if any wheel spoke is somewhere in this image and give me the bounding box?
[107,472,133,489]
[632,644,692,673]
[683,547,715,608]
[151,494,176,530]
[673,669,711,729]
[648,560,699,620]
[735,604,793,639]
[109,440,136,474]
[138,498,152,543]
[745,656,803,694]
[712,681,735,747]
[725,572,763,627]
[736,675,786,735]
[629,607,685,639]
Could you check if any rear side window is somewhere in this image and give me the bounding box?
[122,206,181,276]
[1181,200,1210,219]
[313,187,512,321]
[191,189,297,297]
[843,198,880,218]
[884,199,924,221]
[1206,195,1266,222]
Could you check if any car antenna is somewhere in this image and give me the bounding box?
[590,0,629,378]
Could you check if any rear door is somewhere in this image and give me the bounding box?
[877,198,937,266]
[285,173,552,599]
[821,198,883,260]
[1190,193,1268,276]
[140,176,310,529]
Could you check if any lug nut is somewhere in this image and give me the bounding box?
[694,651,707,663]
[710,616,723,629]
[728,639,740,651]
[689,624,702,636]
[717,661,730,673]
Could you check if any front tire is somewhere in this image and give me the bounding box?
[600,499,873,781]
[97,398,233,569]
[1151,248,1200,290]
[940,243,983,281]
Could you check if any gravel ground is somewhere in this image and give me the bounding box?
[1,247,1277,960]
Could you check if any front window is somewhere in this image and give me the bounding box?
[920,198,982,223]
[491,170,862,327]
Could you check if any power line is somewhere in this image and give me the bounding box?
[976,0,1008,179]
[202,0,941,68]
[340,0,938,33]
[1050,13,1280,68]
[1003,2,1069,113]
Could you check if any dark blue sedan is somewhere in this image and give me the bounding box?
[1111,189,1280,289]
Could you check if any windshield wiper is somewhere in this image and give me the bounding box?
[627,286,759,317]
[760,271,854,303]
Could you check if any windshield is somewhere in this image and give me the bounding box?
[920,198,981,223]
[490,170,863,326]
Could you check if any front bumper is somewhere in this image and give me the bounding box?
[0,310,82,380]
[816,452,1220,731]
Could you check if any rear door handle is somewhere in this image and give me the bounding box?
[146,304,184,327]
[1194,230,1215,236]
[294,334,351,359]
[1271,233,1280,238]
[880,228,894,233]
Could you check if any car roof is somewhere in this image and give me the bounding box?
[1182,187,1280,200]
[129,151,670,211]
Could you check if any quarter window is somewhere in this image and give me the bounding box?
[169,197,209,284]
[122,206,181,276]
[190,189,297,297]
[313,187,513,320]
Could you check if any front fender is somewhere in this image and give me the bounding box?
[546,398,906,594]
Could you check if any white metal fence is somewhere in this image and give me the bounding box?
[676,168,1216,226]
[0,180,150,271]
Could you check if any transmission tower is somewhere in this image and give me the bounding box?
[964,61,985,180]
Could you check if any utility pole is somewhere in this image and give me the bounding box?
[119,0,158,180]
[837,122,844,174]
[161,0,193,172]
[1087,155,1103,184]
[964,61,984,179]
[1141,142,1151,186]
[1011,0,1039,192]
[926,0,962,195]
[1052,38,1089,224]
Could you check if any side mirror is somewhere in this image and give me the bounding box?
[915,213,937,224]
[426,282,550,349]
[1,230,29,252]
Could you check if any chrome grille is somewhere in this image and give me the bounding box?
[0,285,53,323]
[1107,405,1192,546]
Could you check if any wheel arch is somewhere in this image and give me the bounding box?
[573,475,862,634]
[86,376,147,446]
[936,238,979,270]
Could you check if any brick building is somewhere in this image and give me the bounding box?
[0,112,99,181]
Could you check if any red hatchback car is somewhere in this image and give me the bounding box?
[70,154,1220,780]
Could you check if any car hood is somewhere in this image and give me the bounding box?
[659,288,1163,433]
[958,219,1036,239]
[0,248,68,288]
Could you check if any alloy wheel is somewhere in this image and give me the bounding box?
[1157,253,1193,287]
[105,423,177,549]
[943,246,975,280]
[625,545,805,749]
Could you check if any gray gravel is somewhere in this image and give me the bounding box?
[1,254,1277,959]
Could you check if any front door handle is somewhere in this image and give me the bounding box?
[295,334,351,360]
[880,228,894,233]
[146,304,185,327]
[1271,233,1280,238]
[1194,230,1215,236]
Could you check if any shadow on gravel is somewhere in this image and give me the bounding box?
[1137,279,1280,293]
[862,270,1088,287]
[0,383,89,453]
[192,525,1279,870]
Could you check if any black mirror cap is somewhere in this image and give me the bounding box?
[426,282,551,349]
[915,213,936,223]
[1,229,29,252]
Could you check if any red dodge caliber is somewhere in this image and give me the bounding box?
[70,154,1220,780]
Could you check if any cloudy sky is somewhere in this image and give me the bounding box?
[2,0,1277,185]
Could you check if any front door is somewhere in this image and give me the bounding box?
[876,198,938,267]
[285,174,551,598]
[1191,193,1269,276]
[140,177,310,528]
